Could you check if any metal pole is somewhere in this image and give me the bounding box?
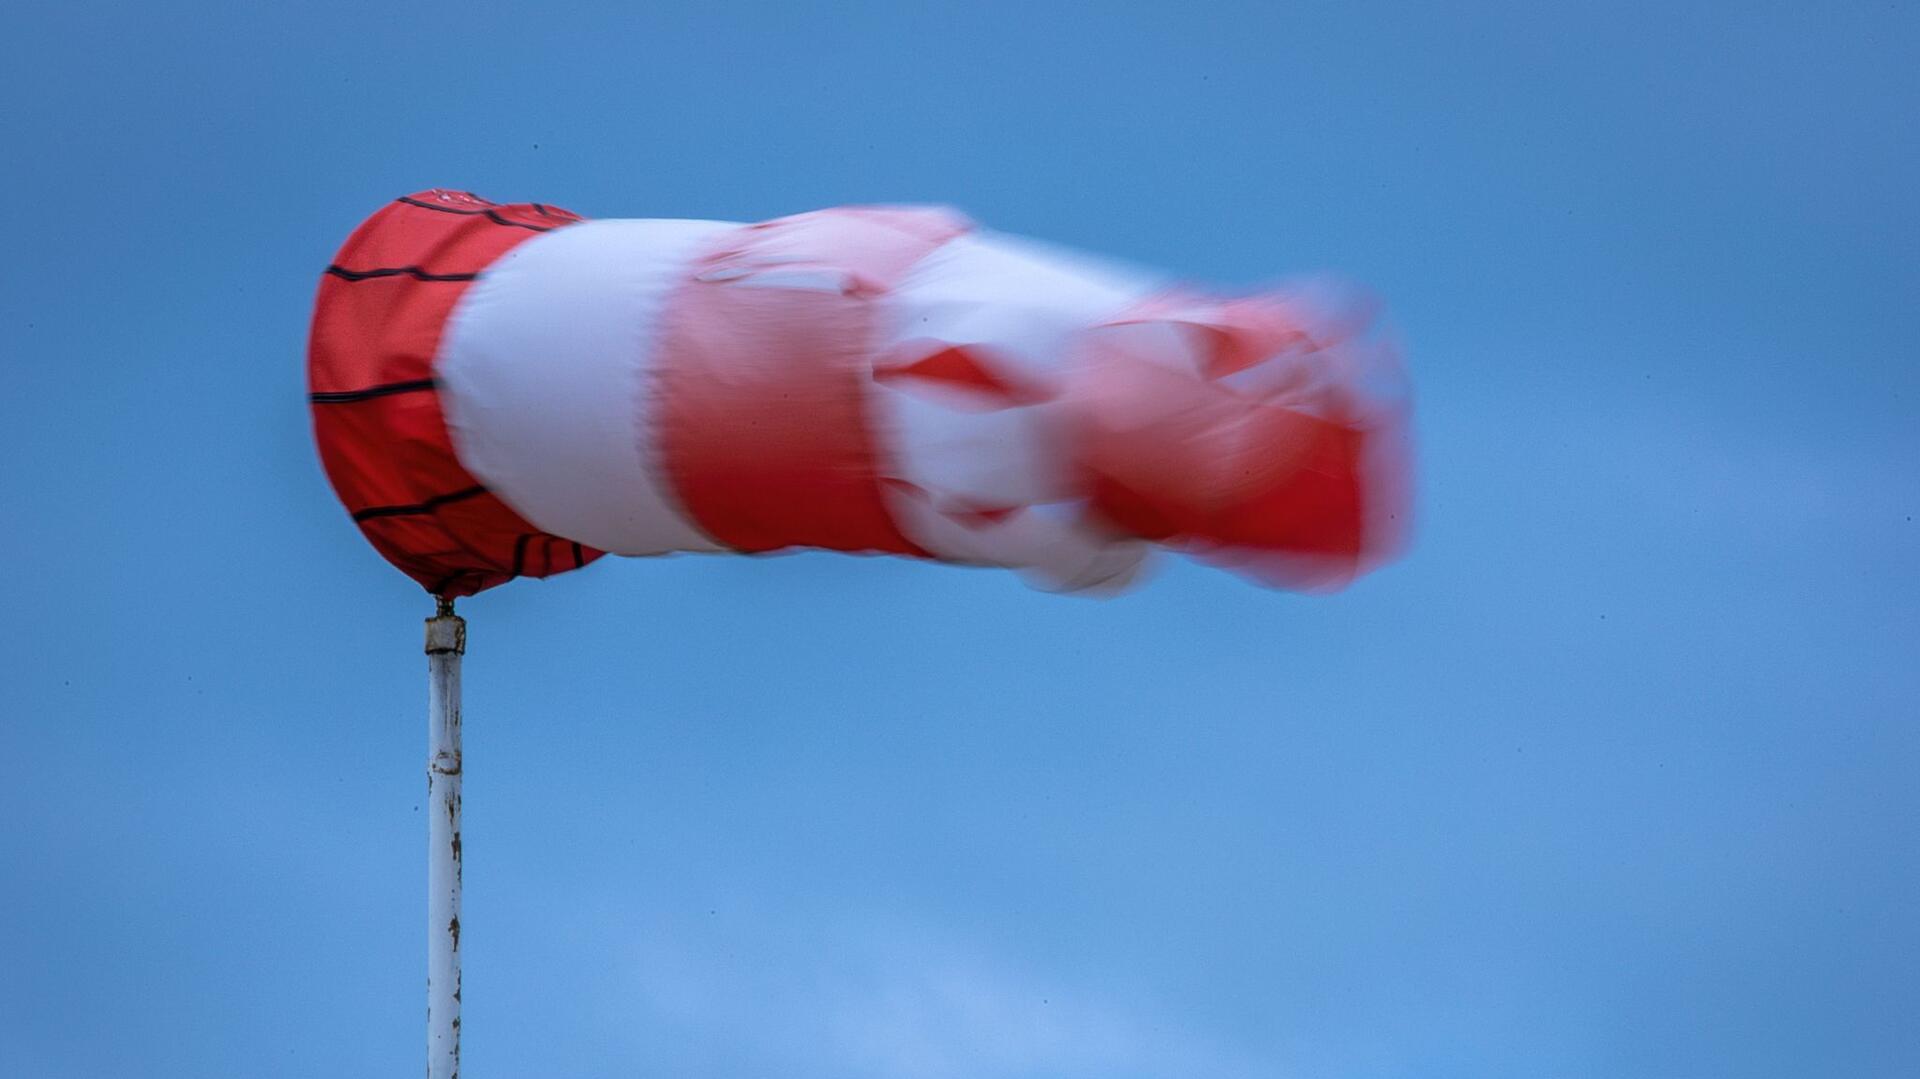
[426,596,465,1079]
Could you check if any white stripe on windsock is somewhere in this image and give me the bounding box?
[436,218,736,555]
[876,231,1161,380]
[870,232,1157,589]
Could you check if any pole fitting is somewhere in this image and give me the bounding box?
[426,598,466,656]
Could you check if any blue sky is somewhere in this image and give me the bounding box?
[3,2,1916,1076]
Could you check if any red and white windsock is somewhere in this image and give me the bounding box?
[309,190,1411,598]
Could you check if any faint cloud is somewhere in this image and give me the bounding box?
[614,913,1273,1078]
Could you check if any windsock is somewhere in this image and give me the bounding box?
[309,190,1409,598]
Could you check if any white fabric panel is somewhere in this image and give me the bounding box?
[871,231,1158,589]
[883,390,1067,507]
[437,218,736,555]
[884,490,1149,594]
[876,231,1158,379]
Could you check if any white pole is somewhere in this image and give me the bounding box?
[426,597,465,1079]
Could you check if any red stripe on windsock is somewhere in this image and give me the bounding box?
[309,190,603,597]
[653,208,969,554]
[1074,296,1403,591]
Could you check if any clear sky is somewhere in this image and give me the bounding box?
[3,3,1916,1077]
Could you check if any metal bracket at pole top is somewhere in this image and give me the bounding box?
[426,597,466,656]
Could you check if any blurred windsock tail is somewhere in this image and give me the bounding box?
[1072,286,1412,590]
